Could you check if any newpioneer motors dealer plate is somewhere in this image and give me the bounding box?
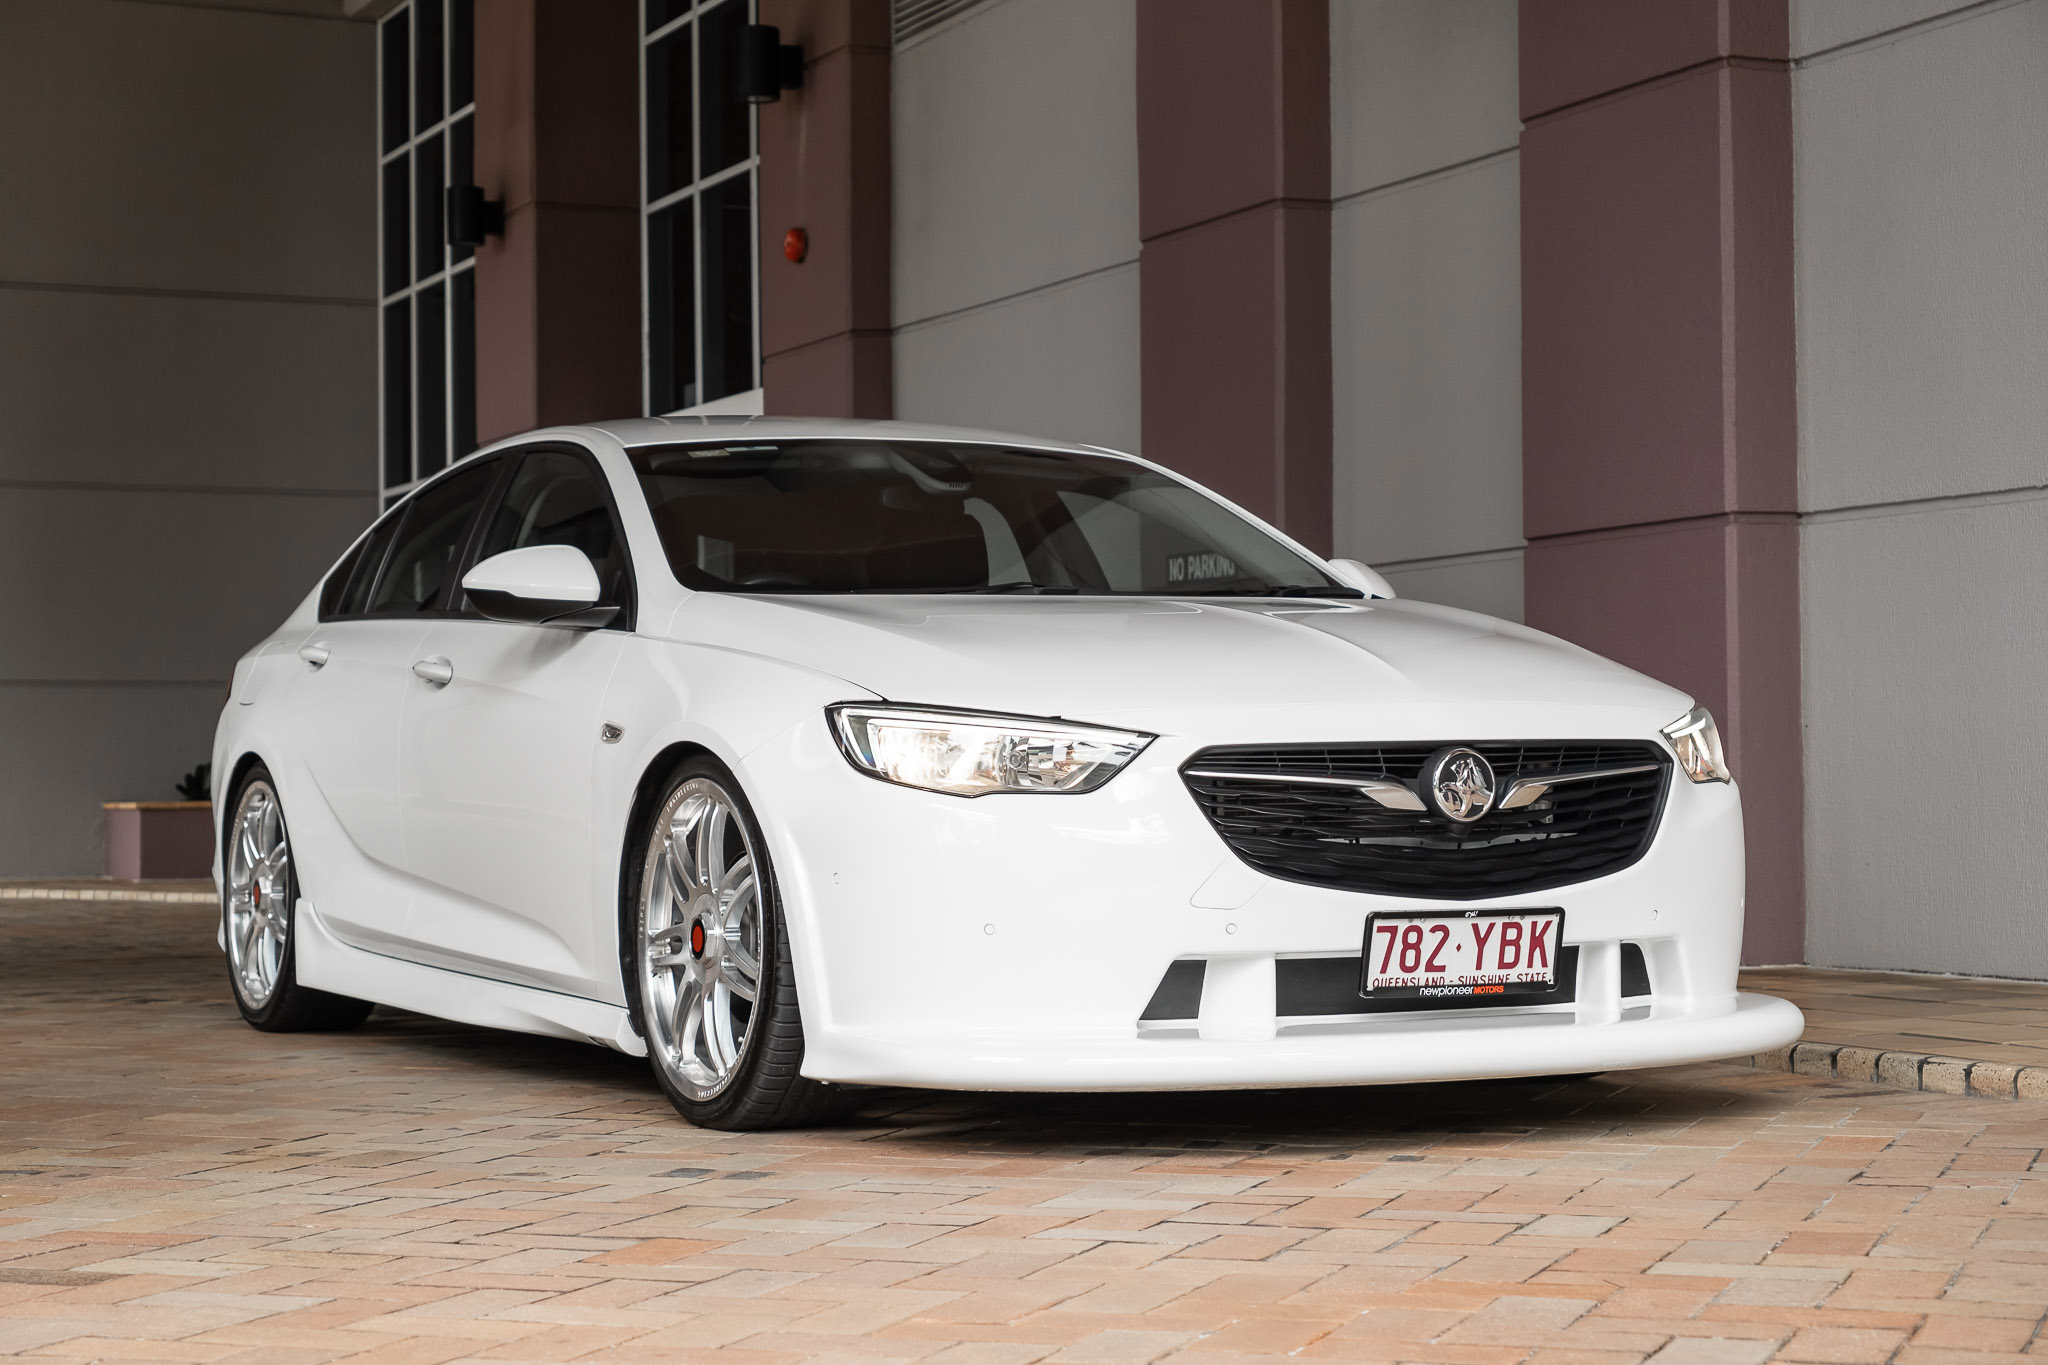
[1361,908,1566,1001]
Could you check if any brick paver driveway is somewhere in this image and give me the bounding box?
[3,897,2044,1364]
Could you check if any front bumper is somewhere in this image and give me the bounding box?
[745,704,1804,1091]
[807,992,1804,1091]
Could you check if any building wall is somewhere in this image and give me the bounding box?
[1329,0,1522,618]
[0,0,376,876]
[889,0,1142,453]
[1794,0,2048,978]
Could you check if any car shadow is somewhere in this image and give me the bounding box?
[832,1069,1792,1152]
[0,903,1798,1147]
[344,1003,1792,1147]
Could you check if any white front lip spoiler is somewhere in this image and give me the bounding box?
[803,992,1804,1092]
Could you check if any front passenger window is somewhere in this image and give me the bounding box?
[365,460,499,616]
[471,450,633,624]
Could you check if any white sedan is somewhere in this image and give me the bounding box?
[213,418,1803,1129]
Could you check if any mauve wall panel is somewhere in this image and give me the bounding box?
[530,4,638,212]
[475,200,539,441]
[758,0,891,415]
[1520,0,1786,119]
[1135,0,1326,239]
[1137,0,1330,553]
[473,0,638,442]
[1140,203,1331,547]
[532,205,642,428]
[1522,68,1727,537]
[1141,212,1282,509]
[1524,61,1796,539]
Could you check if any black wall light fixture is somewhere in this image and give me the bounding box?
[446,185,505,248]
[740,24,804,103]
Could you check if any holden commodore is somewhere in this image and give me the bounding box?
[213,417,1803,1129]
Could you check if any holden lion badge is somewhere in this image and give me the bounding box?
[1426,747,1496,823]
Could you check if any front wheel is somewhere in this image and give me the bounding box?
[224,766,374,1032]
[630,757,843,1130]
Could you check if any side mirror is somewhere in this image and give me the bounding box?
[461,545,617,628]
[1327,557,1397,600]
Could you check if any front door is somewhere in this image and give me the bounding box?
[397,446,637,998]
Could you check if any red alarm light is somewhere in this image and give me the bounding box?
[783,227,808,264]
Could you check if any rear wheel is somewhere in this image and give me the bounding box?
[630,757,843,1129]
[224,767,374,1032]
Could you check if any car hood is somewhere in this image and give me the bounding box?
[665,593,1693,739]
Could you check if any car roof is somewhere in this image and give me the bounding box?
[579,414,1123,457]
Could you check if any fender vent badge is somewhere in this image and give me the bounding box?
[600,723,624,744]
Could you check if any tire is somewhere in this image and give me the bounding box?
[627,755,845,1130]
[223,765,375,1032]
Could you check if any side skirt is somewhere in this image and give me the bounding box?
[294,897,648,1056]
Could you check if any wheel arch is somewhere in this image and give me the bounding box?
[615,741,717,1030]
[217,750,269,862]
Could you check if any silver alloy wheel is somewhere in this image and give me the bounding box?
[639,778,765,1101]
[225,780,292,1008]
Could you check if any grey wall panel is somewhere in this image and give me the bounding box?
[1795,0,2048,979]
[892,0,1139,327]
[1330,0,1519,198]
[0,683,230,877]
[1802,495,2048,980]
[1379,549,1523,623]
[1331,154,1522,586]
[0,0,375,299]
[0,487,370,686]
[894,264,1140,454]
[1795,0,2048,513]
[0,0,374,874]
[1791,0,1990,57]
[0,290,374,492]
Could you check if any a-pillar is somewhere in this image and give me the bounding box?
[1519,0,1802,962]
[472,0,642,444]
[757,0,892,417]
[1136,0,1332,552]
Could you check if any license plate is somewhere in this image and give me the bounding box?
[1361,909,1565,1000]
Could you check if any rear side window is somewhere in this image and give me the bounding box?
[364,458,499,615]
[320,511,404,619]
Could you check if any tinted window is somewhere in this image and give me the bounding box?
[365,459,498,615]
[627,441,1354,597]
[472,450,632,623]
[321,510,405,619]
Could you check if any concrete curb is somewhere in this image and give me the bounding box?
[0,885,215,905]
[1745,1039,2048,1101]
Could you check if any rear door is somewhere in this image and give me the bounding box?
[275,457,501,952]
[396,445,635,997]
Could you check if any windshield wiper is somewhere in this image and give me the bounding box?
[935,582,1081,594]
[1179,584,1367,600]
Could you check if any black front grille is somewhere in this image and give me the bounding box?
[1183,742,1670,899]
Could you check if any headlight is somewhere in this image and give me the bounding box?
[1662,705,1732,783]
[827,704,1153,797]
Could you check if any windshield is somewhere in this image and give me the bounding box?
[627,440,1357,597]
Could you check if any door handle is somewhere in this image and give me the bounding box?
[411,656,454,687]
[298,643,330,670]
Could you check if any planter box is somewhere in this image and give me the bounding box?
[103,801,214,880]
